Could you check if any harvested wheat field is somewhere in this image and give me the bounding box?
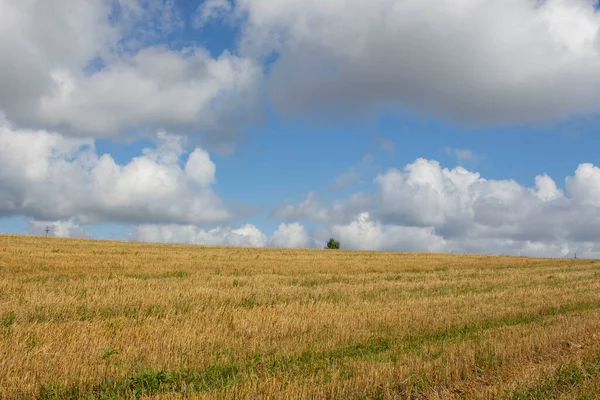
[2,235,600,399]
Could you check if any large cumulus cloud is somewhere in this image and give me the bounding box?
[5,0,600,146]
[272,158,600,257]
[34,156,600,257]
[232,0,600,124]
[0,0,261,149]
[0,121,229,225]
[374,159,600,245]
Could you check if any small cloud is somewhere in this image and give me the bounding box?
[330,153,373,192]
[359,152,374,166]
[446,147,479,163]
[331,170,357,191]
[194,0,233,28]
[373,135,395,154]
[455,149,477,161]
[271,193,328,222]
[27,218,94,239]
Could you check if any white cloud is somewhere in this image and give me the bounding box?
[330,153,373,192]
[330,170,357,192]
[0,0,114,122]
[129,221,308,249]
[373,158,584,244]
[184,148,217,186]
[271,192,329,222]
[21,152,600,258]
[381,158,600,256]
[36,47,262,150]
[446,147,478,163]
[0,121,229,225]
[235,0,600,125]
[330,212,447,252]
[5,0,600,150]
[113,0,184,44]
[27,218,94,239]
[129,223,268,247]
[566,163,600,207]
[373,135,395,154]
[535,174,563,202]
[194,0,233,28]
[269,223,310,248]
[123,199,600,256]
[44,154,600,258]
[263,158,600,257]
[376,159,481,228]
[0,0,260,150]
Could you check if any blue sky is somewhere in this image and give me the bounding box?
[2,0,600,257]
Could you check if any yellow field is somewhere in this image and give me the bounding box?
[2,235,600,399]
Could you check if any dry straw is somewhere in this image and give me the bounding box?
[1,235,600,399]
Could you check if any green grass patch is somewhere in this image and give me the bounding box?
[37,364,240,399]
[260,337,391,377]
[298,275,350,287]
[37,337,391,399]
[511,354,600,399]
[124,270,190,280]
[1,311,15,327]
[400,301,600,353]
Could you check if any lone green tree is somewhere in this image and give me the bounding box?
[325,238,340,249]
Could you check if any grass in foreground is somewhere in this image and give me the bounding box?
[1,235,600,399]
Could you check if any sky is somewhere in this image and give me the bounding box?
[2,0,600,257]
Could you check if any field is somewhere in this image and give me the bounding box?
[2,235,600,399]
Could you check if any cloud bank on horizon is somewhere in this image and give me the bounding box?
[2,0,600,257]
